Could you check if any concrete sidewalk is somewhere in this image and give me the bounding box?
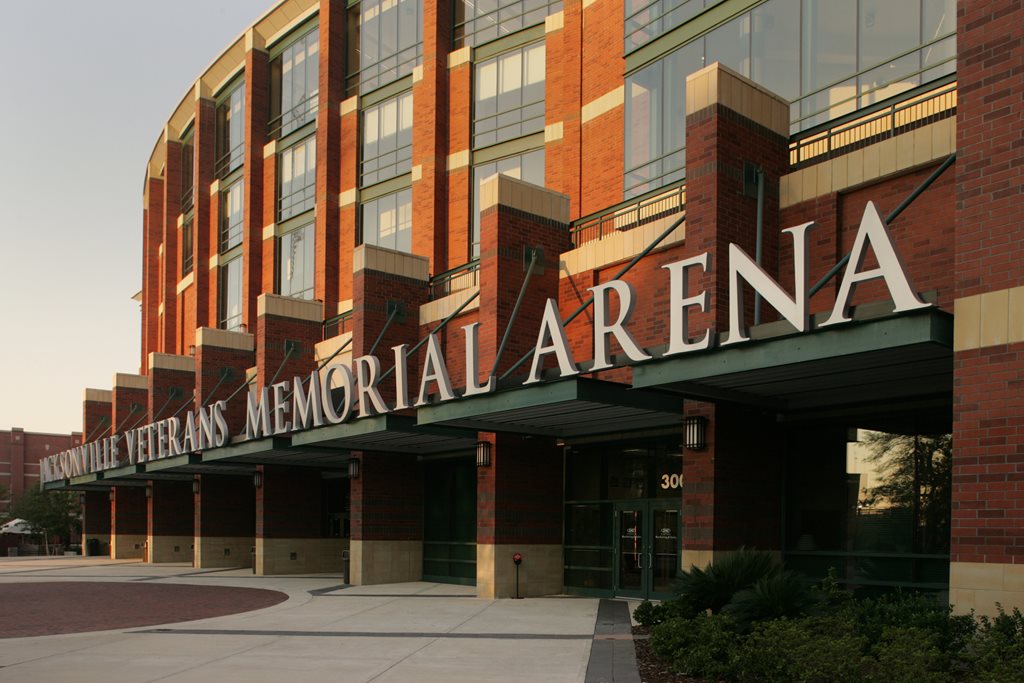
[0,557,614,682]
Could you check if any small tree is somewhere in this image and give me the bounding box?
[10,488,79,555]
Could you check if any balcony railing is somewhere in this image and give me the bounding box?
[324,309,353,340]
[429,260,480,301]
[569,183,685,248]
[270,93,319,140]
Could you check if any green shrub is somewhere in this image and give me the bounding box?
[633,598,698,627]
[674,548,779,614]
[650,615,742,680]
[964,606,1024,682]
[842,591,975,654]
[733,616,871,683]
[870,626,955,683]
[723,570,823,627]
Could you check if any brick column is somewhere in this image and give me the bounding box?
[473,175,571,597]
[162,134,183,354]
[142,177,164,368]
[193,93,217,329]
[81,491,111,557]
[110,486,146,559]
[446,48,471,268]
[314,0,345,310]
[949,0,1024,616]
[147,480,194,563]
[349,451,424,585]
[413,0,450,270]
[244,32,270,330]
[146,353,195,422]
[111,374,149,444]
[194,473,255,568]
[679,64,791,568]
[338,96,359,306]
[193,327,255,437]
[543,7,583,217]
[82,389,112,446]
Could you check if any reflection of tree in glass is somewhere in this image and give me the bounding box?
[861,432,952,555]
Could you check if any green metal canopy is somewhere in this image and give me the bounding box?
[291,413,477,455]
[200,436,348,468]
[416,377,683,437]
[632,310,953,422]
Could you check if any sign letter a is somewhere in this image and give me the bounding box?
[820,201,931,327]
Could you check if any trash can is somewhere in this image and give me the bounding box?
[87,538,100,557]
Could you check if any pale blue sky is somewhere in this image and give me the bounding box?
[0,1,266,434]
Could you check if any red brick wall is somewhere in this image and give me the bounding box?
[256,465,323,539]
[142,178,163,370]
[477,433,563,545]
[0,429,78,507]
[350,451,423,541]
[82,490,111,536]
[193,98,217,330]
[147,367,195,422]
[161,140,183,354]
[255,314,321,394]
[82,400,112,445]
[195,474,254,538]
[148,480,194,537]
[111,385,148,438]
[194,338,255,437]
[244,48,270,330]
[111,487,147,537]
[315,0,345,310]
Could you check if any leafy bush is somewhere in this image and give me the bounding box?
[964,606,1024,682]
[870,626,954,683]
[733,616,871,683]
[633,597,698,627]
[650,615,742,680]
[723,570,823,627]
[674,548,779,613]
[841,591,975,655]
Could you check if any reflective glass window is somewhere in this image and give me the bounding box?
[219,256,243,331]
[217,83,245,176]
[273,28,319,136]
[362,91,413,186]
[181,217,194,277]
[357,0,422,94]
[474,42,545,149]
[278,222,315,300]
[455,0,563,49]
[180,136,194,211]
[279,135,317,220]
[220,180,244,252]
[361,188,413,253]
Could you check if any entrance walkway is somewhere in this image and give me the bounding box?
[0,557,637,682]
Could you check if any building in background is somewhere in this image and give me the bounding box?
[1,428,80,514]
[39,0,1024,615]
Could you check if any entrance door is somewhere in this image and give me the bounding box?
[614,501,680,599]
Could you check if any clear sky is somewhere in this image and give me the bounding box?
[0,1,267,434]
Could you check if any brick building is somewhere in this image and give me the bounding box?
[1,428,80,514]
[40,0,1023,614]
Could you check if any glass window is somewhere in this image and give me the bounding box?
[625,0,722,52]
[272,28,319,137]
[858,0,922,106]
[361,91,413,186]
[361,188,412,253]
[220,180,244,252]
[356,0,422,94]
[219,256,243,331]
[216,83,246,177]
[474,42,546,149]
[471,148,544,257]
[180,137,194,211]
[181,216,194,277]
[800,0,857,126]
[751,0,800,103]
[624,41,700,199]
[278,222,315,300]
[704,14,750,77]
[279,135,317,220]
[455,0,563,49]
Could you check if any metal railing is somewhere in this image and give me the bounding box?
[324,309,354,340]
[269,93,319,139]
[429,259,480,300]
[215,143,245,179]
[790,78,957,169]
[569,183,685,248]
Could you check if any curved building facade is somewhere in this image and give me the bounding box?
[40,0,1024,614]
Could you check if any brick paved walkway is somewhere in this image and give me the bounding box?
[0,581,287,638]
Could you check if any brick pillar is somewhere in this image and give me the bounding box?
[111,486,146,559]
[142,177,163,369]
[477,434,564,597]
[146,353,195,422]
[193,94,216,329]
[254,294,323,393]
[82,389,112,447]
[147,480,194,564]
[82,490,111,557]
[543,6,583,217]
[314,0,345,310]
[349,451,424,585]
[261,141,277,295]
[194,474,255,568]
[413,0,450,270]
[949,0,1024,616]
[111,374,149,443]
[473,176,571,597]
[244,35,270,330]
[194,327,255,437]
[446,48,471,268]
[255,465,344,575]
[338,95,359,306]
[679,64,791,568]
[162,134,183,354]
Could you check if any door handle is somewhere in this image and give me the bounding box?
[637,552,643,569]
[649,553,653,569]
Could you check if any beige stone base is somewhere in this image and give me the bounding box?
[111,534,146,560]
[256,538,348,575]
[477,543,562,598]
[349,539,422,585]
[83,533,110,557]
[148,535,194,564]
[195,536,254,569]
[951,561,1024,616]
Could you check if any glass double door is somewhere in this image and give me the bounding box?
[614,501,680,599]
